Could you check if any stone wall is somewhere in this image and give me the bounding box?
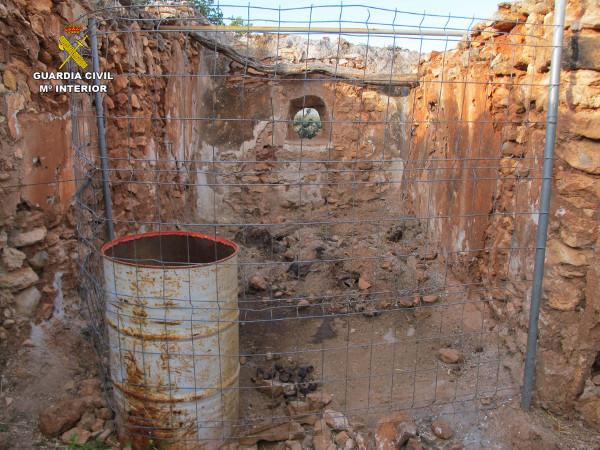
[0,0,92,346]
[405,0,600,428]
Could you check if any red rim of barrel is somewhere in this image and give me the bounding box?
[100,230,240,269]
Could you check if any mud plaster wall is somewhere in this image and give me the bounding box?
[406,0,600,428]
[191,71,410,225]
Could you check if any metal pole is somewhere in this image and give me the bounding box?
[89,18,115,241]
[521,0,566,410]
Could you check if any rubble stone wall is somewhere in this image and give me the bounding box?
[406,0,600,427]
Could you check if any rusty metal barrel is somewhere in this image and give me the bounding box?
[101,231,239,449]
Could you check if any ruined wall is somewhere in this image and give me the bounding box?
[0,0,217,351]
[0,0,93,347]
[407,0,600,427]
[192,73,411,225]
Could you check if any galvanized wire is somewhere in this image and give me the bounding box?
[68,2,557,447]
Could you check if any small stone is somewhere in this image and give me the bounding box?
[431,419,454,440]
[287,400,312,416]
[307,392,333,410]
[422,295,439,304]
[344,439,355,449]
[405,437,424,450]
[556,139,600,174]
[239,421,305,445]
[97,428,112,443]
[298,299,310,308]
[39,398,86,436]
[96,407,113,420]
[249,274,268,291]
[396,420,417,447]
[323,409,351,431]
[28,250,49,269]
[1,248,26,270]
[255,378,285,397]
[113,75,128,92]
[312,433,335,450]
[283,383,296,397]
[78,411,96,431]
[131,93,141,109]
[335,431,350,446]
[91,418,105,433]
[14,286,41,317]
[61,427,91,445]
[0,267,39,291]
[358,277,372,290]
[285,440,303,450]
[79,378,102,397]
[3,70,17,91]
[592,375,600,386]
[240,356,248,365]
[10,227,47,247]
[374,412,414,450]
[438,348,462,364]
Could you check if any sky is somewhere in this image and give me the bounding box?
[216,0,503,52]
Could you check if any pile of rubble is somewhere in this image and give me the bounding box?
[37,379,117,447]
[235,400,461,450]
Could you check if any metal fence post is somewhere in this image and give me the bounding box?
[89,17,115,241]
[521,0,567,410]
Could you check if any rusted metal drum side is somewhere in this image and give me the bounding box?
[101,231,240,450]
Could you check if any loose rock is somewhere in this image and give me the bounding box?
[239,421,305,445]
[285,440,303,450]
[335,431,350,446]
[323,409,351,431]
[358,277,372,290]
[249,274,268,291]
[374,412,414,450]
[39,398,86,436]
[313,433,336,450]
[422,295,439,304]
[96,407,113,420]
[431,419,454,440]
[307,392,333,409]
[61,427,91,445]
[78,411,96,431]
[406,437,424,450]
[438,348,462,364]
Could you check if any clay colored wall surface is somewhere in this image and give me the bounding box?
[406,0,600,427]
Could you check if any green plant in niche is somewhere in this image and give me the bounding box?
[293,108,322,140]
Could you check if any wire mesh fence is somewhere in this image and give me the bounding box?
[71,2,561,447]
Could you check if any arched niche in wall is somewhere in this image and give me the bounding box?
[287,95,329,144]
